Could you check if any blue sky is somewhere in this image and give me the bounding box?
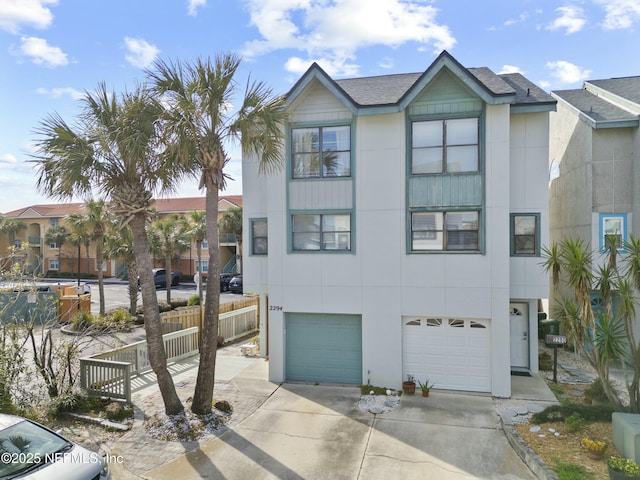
[1,0,639,213]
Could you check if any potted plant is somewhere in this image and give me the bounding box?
[418,379,434,397]
[581,437,607,460]
[402,374,416,395]
[608,456,640,480]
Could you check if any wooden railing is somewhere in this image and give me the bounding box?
[79,327,200,403]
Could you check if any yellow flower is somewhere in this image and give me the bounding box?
[581,437,607,454]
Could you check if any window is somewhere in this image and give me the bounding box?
[195,260,209,273]
[511,213,540,256]
[49,259,59,270]
[411,118,478,174]
[250,219,268,255]
[600,214,627,252]
[292,125,351,178]
[49,242,58,249]
[411,211,479,251]
[50,218,59,226]
[201,239,208,249]
[292,213,351,251]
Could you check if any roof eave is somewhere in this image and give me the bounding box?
[285,64,358,115]
[511,102,557,114]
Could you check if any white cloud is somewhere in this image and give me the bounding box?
[36,86,84,100]
[498,65,523,75]
[595,0,640,29]
[285,53,360,77]
[0,0,56,34]
[187,0,206,16]
[504,12,529,27]
[545,60,591,84]
[124,37,160,68]
[242,0,456,76]
[17,36,68,67]
[378,57,394,69]
[0,153,17,168]
[547,6,586,34]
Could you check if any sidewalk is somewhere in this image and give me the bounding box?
[109,345,278,479]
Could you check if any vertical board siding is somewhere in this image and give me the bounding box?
[289,179,353,210]
[289,81,353,124]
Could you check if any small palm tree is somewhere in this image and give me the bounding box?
[104,221,138,315]
[185,210,207,301]
[147,54,286,414]
[44,225,68,276]
[219,206,242,273]
[149,214,190,303]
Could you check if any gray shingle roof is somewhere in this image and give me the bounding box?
[552,89,638,123]
[588,76,640,105]
[329,66,554,107]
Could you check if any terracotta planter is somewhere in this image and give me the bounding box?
[586,451,604,460]
[402,382,416,395]
[422,390,429,397]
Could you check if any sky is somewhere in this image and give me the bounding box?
[1,0,639,214]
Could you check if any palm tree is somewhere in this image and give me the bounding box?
[44,225,68,275]
[0,219,27,248]
[67,200,110,315]
[32,83,189,415]
[147,54,286,414]
[185,210,207,301]
[219,206,242,273]
[150,214,190,304]
[66,212,92,276]
[104,221,139,315]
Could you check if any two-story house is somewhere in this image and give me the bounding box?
[243,51,555,396]
[549,77,640,303]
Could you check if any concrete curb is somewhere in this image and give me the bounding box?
[502,421,559,480]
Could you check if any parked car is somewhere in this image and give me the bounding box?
[0,413,111,479]
[220,273,234,292]
[228,275,243,294]
[138,269,181,288]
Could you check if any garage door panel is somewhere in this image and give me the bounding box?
[286,313,362,384]
[403,317,491,392]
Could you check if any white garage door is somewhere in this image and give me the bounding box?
[402,317,491,392]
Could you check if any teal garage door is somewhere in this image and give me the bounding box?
[286,313,362,384]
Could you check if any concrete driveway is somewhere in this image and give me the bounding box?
[145,383,536,480]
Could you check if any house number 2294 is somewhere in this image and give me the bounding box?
[269,305,283,311]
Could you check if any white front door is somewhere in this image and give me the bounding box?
[509,304,529,369]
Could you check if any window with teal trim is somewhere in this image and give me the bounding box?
[250,218,268,255]
[411,211,479,251]
[292,213,351,251]
[511,213,540,256]
[600,213,627,252]
[411,118,478,174]
[292,126,351,178]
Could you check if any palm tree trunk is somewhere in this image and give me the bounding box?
[192,187,221,415]
[96,239,105,315]
[127,260,138,315]
[130,214,183,415]
[196,241,203,301]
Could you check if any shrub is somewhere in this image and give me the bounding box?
[188,295,201,306]
[214,400,233,413]
[585,378,608,402]
[71,311,94,331]
[609,456,640,477]
[565,412,585,432]
[532,403,617,424]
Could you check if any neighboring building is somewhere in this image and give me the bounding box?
[0,195,242,278]
[243,51,555,397]
[550,77,640,303]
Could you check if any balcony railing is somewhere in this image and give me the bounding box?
[28,236,41,247]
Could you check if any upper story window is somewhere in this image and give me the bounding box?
[411,211,479,251]
[251,219,268,255]
[292,125,351,178]
[50,218,59,227]
[411,118,479,174]
[511,213,540,256]
[292,213,351,251]
[195,260,209,273]
[600,213,627,252]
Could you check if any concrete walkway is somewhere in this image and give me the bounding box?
[108,347,558,480]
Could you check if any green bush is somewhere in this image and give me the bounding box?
[564,412,585,432]
[71,311,94,331]
[585,378,608,402]
[187,295,201,306]
[532,403,617,424]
